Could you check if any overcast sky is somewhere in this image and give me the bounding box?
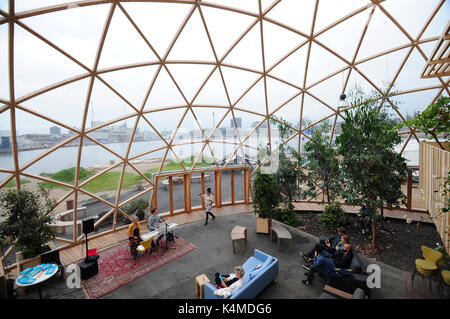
[0,0,448,137]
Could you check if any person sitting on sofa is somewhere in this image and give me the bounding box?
[300,228,347,262]
[326,234,349,256]
[302,244,335,286]
[213,266,245,298]
[333,243,354,269]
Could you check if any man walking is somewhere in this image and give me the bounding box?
[200,187,216,225]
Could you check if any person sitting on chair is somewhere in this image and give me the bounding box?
[148,208,166,246]
[127,216,142,258]
[333,243,354,269]
[214,266,245,288]
[302,244,335,285]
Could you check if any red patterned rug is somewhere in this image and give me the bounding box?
[80,237,196,299]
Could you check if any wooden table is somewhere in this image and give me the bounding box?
[195,273,210,299]
[231,225,247,254]
[270,224,292,251]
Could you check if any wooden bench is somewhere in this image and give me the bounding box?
[270,224,292,251]
[231,225,247,254]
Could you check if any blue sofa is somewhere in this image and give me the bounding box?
[204,249,279,299]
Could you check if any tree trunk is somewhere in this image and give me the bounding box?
[326,185,330,204]
[380,206,384,228]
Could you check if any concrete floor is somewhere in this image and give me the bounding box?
[16,212,408,299]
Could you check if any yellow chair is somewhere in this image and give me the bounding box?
[412,245,444,292]
[136,237,154,257]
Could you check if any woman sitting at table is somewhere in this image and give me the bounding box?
[127,216,142,258]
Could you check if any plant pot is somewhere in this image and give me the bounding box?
[256,217,272,234]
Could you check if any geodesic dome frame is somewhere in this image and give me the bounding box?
[0,0,449,246]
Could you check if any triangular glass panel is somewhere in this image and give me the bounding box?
[159,148,185,174]
[0,24,8,100]
[167,9,216,62]
[232,109,266,140]
[356,47,409,91]
[308,70,350,109]
[220,66,261,105]
[143,67,187,110]
[266,76,302,113]
[191,106,228,142]
[302,93,336,123]
[270,93,303,129]
[121,2,192,58]
[85,118,134,161]
[389,88,442,119]
[166,63,215,104]
[172,109,198,147]
[193,67,230,106]
[20,77,90,130]
[346,68,379,97]
[382,0,442,41]
[14,108,79,170]
[13,24,87,98]
[393,47,442,92]
[144,107,187,144]
[200,5,256,59]
[316,8,370,62]
[418,40,439,60]
[79,136,125,177]
[356,5,411,61]
[222,22,263,72]
[21,4,109,68]
[421,1,450,40]
[305,42,348,87]
[20,136,81,190]
[87,77,139,129]
[233,78,267,116]
[98,65,159,110]
[262,20,308,69]
[98,6,159,70]
[128,115,168,160]
[268,44,308,88]
[265,0,316,36]
[315,0,370,32]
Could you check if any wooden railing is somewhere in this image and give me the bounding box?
[419,141,449,253]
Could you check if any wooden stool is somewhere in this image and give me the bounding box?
[231,225,247,254]
[195,273,210,299]
[270,224,292,251]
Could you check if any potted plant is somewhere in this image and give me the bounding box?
[0,186,57,272]
[252,170,281,233]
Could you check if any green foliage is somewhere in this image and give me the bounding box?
[303,121,341,203]
[336,87,409,211]
[320,202,347,231]
[335,86,409,247]
[252,170,282,219]
[123,198,148,217]
[5,179,31,188]
[270,116,315,201]
[40,167,95,189]
[274,201,303,227]
[0,186,57,258]
[400,96,450,148]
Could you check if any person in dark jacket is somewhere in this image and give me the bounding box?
[300,227,346,261]
[302,244,335,285]
[333,244,353,269]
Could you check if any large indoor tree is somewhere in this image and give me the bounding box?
[303,121,342,204]
[336,88,410,249]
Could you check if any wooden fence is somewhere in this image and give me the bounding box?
[419,141,449,254]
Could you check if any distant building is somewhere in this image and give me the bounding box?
[50,126,61,135]
[231,117,242,128]
[0,131,12,151]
